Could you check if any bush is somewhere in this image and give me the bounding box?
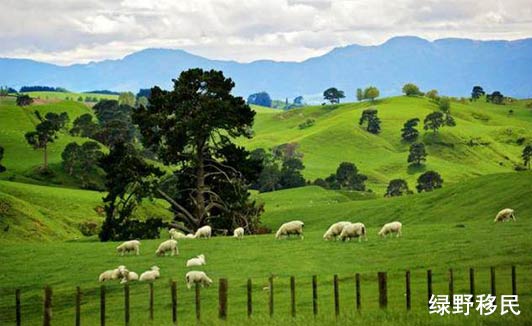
[298,118,315,129]
[99,217,166,241]
[79,221,101,236]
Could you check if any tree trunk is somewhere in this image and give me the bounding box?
[195,142,206,228]
[43,143,48,170]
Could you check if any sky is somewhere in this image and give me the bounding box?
[0,0,531,65]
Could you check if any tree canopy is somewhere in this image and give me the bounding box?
[401,118,420,142]
[385,179,411,197]
[359,109,381,134]
[25,111,69,170]
[323,87,345,104]
[408,142,427,165]
[402,83,423,96]
[416,170,443,192]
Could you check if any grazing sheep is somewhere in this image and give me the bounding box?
[169,228,186,240]
[120,269,139,284]
[195,225,212,239]
[116,240,141,256]
[139,266,160,282]
[494,208,516,223]
[98,265,127,282]
[275,220,305,239]
[339,222,367,242]
[186,254,206,267]
[233,227,244,239]
[185,271,213,289]
[185,233,196,239]
[155,239,178,256]
[378,221,402,238]
[323,221,351,240]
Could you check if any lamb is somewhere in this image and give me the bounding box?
[339,222,367,242]
[494,208,516,223]
[98,265,127,282]
[275,220,304,239]
[194,225,212,239]
[186,254,206,267]
[185,271,213,289]
[155,239,178,256]
[169,228,186,240]
[120,269,139,284]
[185,233,196,239]
[139,266,160,282]
[378,221,402,238]
[116,240,141,256]
[233,227,244,239]
[323,221,351,240]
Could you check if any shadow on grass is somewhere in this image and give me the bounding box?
[407,164,426,175]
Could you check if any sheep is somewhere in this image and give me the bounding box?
[116,240,141,256]
[186,254,206,267]
[139,266,160,282]
[339,222,367,242]
[120,269,139,284]
[378,221,402,238]
[98,265,127,282]
[323,221,351,240]
[185,233,196,239]
[185,271,213,289]
[233,227,244,239]
[275,220,304,239]
[169,228,186,240]
[494,208,516,223]
[195,225,212,239]
[155,239,178,256]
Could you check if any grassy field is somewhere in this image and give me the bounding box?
[22,91,119,101]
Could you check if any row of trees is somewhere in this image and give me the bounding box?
[384,170,444,196]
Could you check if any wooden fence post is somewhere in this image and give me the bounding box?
[171,281,177,325]
[100,285,106,326]
[448,269,454,308]
[511,266,517,295]
[124,283,130,326]
[219,278,228,320]
[195,283,201,321]
[405,270,411,310]
[491,267,496,304]
[469,268,475,297]
[333,274,340,317]
[378,272,387,309]
[290,276,296,317]
[247,279,252,318]
[75,286,81,326]
[427,270,433,308]
[15,289,21,326]
[355,273,361,311]
[268,276,274,317]
[43,285,52,326]
[312,275,318,316]
[149,283,154,320]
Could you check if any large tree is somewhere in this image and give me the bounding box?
[471,86,485,100]
[416,170,443,192]
[325,162,368,191]
[70,113,100,139]
[359,109,381,134]
[385,179,411,197]
[62,141,104,189]
[522,145,532,169]
[401,118,420,142]
[0,146,6,173]
[408,142,427,165]
[133,68,258,231]
[402,83,422,96]
[423,111,445,133]
[363,86,380,102]
[25,111,69,170]
[323,87,345,104]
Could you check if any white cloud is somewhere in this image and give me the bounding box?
[0,0,530,65]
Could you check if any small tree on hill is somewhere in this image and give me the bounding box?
[363,86,380,102]
[356,88,363,101]
[426,89,439,101]
[416,170,443,192]
[438,97,456,127]
[408,142,427,165]
[359,109,381,134]
[323,87,345,104]
[385,179,412,197]
[16,94,33,106]
[487,91,504,105]
[0,146,6,173]
[401,118,420,142]
[70,113,101,139]
[402,83,422,96]
[471,86,485,100]
[423,111,445,133]
[25,111,69,170]
[522,145,532,169]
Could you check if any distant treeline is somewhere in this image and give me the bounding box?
[84,90,120,95]
[19,86,69,93]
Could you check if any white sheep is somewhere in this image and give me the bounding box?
[116,240,141,256]
[120,269,139,284]
[494,208,516,223]
[195,225,212,239]
[186,254,206,267]
[98,265,126,282]
[139,266,160,282]
[169,228,187,240]
[275,220,304,239]
[323,221,351,240]
[233,227,244,239]
[185,233,196,239]
[155,239,178,256]
[185,271,213,289]
[378,221,402,238]
[339,222,367,242]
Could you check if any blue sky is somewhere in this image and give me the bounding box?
[0,0,530,65]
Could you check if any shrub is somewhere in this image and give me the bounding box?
[79,221,101,236]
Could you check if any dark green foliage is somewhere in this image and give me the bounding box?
[279,157,306,189]
[471,86,485,100]
[98,142,164,241]
[0,146,5,173]
[486,91,504,105]
[298,118,315,129]
[356,88,363,102]
[401,118,420,142]
[359,109,381,134]
[402,83,423,96]
[408,143,427,165]
[323,87,345,104]
[136,89,151,98]
[385,179,412,197]
[70,114,100,139]
[16,94,33,106]
[61,141,104,189]
[313,178,328,188]
[423,111,445,133]
[19,86,67,92]
[24,111,69,170]
[247,92,272,107]
[416,170,443,192]
[321,162,367,191]
[522,145,532,169]
[92,100,136,146]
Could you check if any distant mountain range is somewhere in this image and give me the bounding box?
[1,36,532,100]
